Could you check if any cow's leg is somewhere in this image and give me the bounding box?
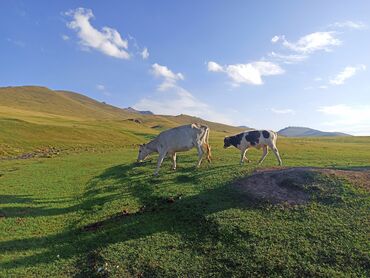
[270,144,282,166]
[170,152,177,170]
[154,151,166,176]
[196,144,204,167]
[258,145,268,165]
[240,148,250,164]
[203,143,211,163]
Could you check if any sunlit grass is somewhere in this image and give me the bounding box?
[1,136,369,277]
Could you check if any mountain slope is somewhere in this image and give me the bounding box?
[0,86,242,132]
[0,86,132,120]
[0,86,243,157]
[278,126,351,137]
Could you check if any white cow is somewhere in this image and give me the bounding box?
[223,130,282,166]
[137,123,211,175]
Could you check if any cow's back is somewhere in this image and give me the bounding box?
[157,124,202,152]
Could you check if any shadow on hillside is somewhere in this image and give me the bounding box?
[0,161,258,275]
[0,195,35,204]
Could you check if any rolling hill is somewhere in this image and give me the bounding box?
[0,86,242,132]
[0,86,243,157]
[278,126,351,137]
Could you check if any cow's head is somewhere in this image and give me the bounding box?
[223,137,231,148]
[137,144,151,162]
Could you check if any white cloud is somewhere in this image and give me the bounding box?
[207,61,224,72]
[208,60,284,86]
[6,38,25,47]
[275,32,341,54]
[151,63,184,91]
[268,51,308,64]
[271,35,280,43]
[319,85,328,89]
[314,77,322,81]
[96,84,111,96]
[97,84,105,90]
[136,63,233,124]
[134,87,233,124]
[141,47,149,59]
[271,108,295,114]
[318,104,370,135]
[66,8,130,59]
[61,34,70,41]
[330,21,368,30]
[329,65,366,85]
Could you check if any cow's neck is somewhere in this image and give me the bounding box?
[146,138,159,153]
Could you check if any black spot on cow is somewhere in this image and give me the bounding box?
[245,130,261,146]
[224,133,244,148]
[262,130,270,139]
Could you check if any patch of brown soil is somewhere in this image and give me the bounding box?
[234,168,314,205]
[233,167,370,205]
[0,147,61,161]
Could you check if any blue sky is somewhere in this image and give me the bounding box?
[1,1,370,135]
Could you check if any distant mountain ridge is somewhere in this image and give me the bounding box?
[278,126,351,137]
[124,107,153,115]
[238,125,251,129]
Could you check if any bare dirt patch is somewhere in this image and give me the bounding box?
[233,168,314,205]
[0,147,61,161]
[233,167,370,205]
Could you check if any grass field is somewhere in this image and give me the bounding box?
[1,87,369,277]
[1,135,369,277]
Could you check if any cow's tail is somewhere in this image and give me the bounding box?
[271,130,279,145]
[202,125,211,162]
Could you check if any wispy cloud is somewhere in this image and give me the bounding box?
[329,65,366,85]
[134,87,233,124]
[135,64,233,124]
[272,32,341,54]
[61,34,70,41]
[268,51,308,64]
[271,35,280,43]
[151,63,184,91]
[329,20,368,30]
[6,38,25,47]
[318,104,370,135]
[66,8,130,59]
[141,47,149,59]
[96,84,111,96]
[271,108,295,114]
[207,60,284,86]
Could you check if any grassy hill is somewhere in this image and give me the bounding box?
[278,126,351,137]
[0,86,242,157]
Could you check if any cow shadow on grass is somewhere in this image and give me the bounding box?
[2,159,367,276]
[0,160,261,276]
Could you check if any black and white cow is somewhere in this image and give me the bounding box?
[137,123,211,175]
[223,130,282,166]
